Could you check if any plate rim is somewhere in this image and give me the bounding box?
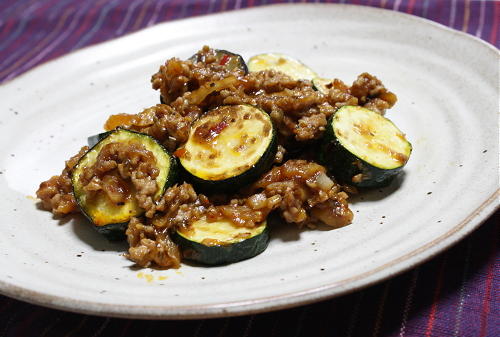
[0,3,498,319]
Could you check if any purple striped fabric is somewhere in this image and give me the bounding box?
[0,1,498,336]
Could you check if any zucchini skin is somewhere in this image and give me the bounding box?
[73,129,178,240]
[93,222,128,241]
[179,105,278,192]
[320,137,401,188]
[174,227,269,265]
[87,131,111,148]
[320,107,411,188]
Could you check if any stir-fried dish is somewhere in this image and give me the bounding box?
[36,46,412,269]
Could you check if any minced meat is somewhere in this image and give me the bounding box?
[36,146,88,215]
[37,46,395,269]
[249,159,353,228]
[78,141,160,215]
[126,183,208,268]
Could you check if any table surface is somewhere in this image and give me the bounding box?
[0,1,498,336]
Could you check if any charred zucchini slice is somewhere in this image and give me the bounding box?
[175,218,269,265]
[160,49,248,104]
[177,104,277,191]
[321,106,412,188]
[248,53,317,81]
[190,49,248,74]
[72,129,177,240]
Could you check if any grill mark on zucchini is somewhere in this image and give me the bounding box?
[178,104,277,191]
[321,106,412,188]
[248,53,317,81]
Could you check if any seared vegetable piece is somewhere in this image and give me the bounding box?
[248,53,317,81]
[160,49,248,104]
[321,106,412,188]
[312,77,333,94]
[87,132,111,148]
[190,49,248,74]
[177,104,277,191]
[72,129,177,240]
[175,218,269,265]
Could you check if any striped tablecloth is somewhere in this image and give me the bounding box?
[0,1,498,336]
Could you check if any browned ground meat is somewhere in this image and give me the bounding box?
[126,217,181,269]
[36,146,88,215]
[350,72,398,114]
[150,47,396,142]
[104,104,202,152]
[110,48,397,145]
[274,145,286,163]
[125,158,352,268]
[151,45,246,104]
[78,142,160,216]
[38,46,395,269]
[249,160,353,228]
[126,183,209,268]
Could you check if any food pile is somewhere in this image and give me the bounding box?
[36,46,411,269]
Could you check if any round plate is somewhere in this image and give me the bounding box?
[0,4,498,319]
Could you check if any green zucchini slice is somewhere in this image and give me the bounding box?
[72,129,177,240]
[247,53,318,81]
[312,77,333,94]
[87,131,111,148]
[321,106,412,188]
[177,104,277,191]
[160,49,248,104]
[190,49,248,74]
[175,218,269,265]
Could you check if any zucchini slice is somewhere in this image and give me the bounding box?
[312,77,333,94]
[87,131,111,148]
[177,104,277,191]
[247,53,317,81]
[175,218,269,265]
[160,49,248,104]
[72,129,177,240]
[321,106,412,188]
[190,49,248,74]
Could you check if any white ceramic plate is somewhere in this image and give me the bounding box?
[0,4,498,319]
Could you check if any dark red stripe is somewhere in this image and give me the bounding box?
[424,255,447,337]
[478,227,498,337]
[488,0,499,45]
